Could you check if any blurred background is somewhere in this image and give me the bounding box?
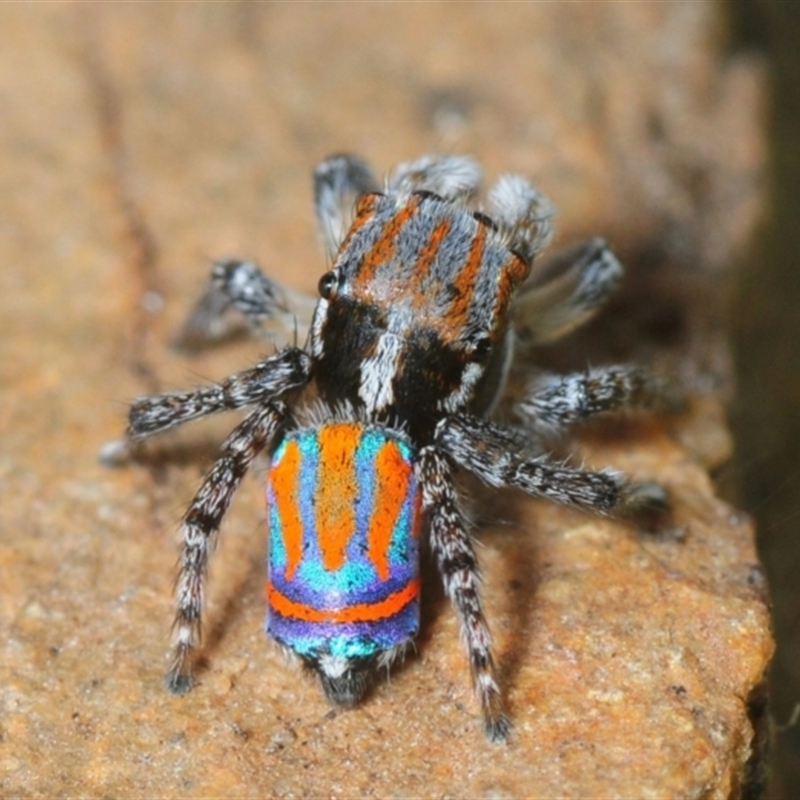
[729,2,800,796]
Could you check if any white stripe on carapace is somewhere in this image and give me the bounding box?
[358,331,403,412]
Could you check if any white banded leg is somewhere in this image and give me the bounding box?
[167,401,286,693]
[436,414,669,520]
[518,365,664,438]
[417,445,510,743]
[127,347,310,440]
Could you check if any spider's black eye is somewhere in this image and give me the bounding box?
[318,270,337,299]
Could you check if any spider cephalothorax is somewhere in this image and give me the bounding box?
[110,153,668,742]
[310,187,530,440]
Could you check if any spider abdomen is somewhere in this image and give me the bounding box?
[266,422,421,699]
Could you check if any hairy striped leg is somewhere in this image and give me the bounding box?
[177,155,381,351]
[513,238,624,345]
[517,365,666,439]
[101,347,309,467]
[417,446,510,743]
[314,153,379,259]
[177,260,317,351]
[437,414,670,520]
[486,173,554,266]
[131,348,309,440]
[167,401,286,694]
[388,153,483,201]
[109,347,311,446]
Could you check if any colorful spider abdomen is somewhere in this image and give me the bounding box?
[266,421,421,704]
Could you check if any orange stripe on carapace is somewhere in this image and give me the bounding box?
[505,250,530,285]
[315,423,361,572]
[443,222,486,336]
[367,440,413,581]
[493,252,531,331]
[355,194,422,288]
[270,440,304,581]
[334,193,380,260]
[414,217,451,283]
[267,577,420,624]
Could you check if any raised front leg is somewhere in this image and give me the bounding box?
[177,260,317,350]
[513,238,624,345]
[167,401,286,694]
[313,153,379,259]
[388,154,483,202]
[416,445,511,743]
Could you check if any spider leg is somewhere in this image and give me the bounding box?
[176,259,317,350]
[388,154,483,202]
[486,174,554,265]
[128,347,310,440]
[517,365,664,438]
[166,401,286,694]
[436,414,670,520]
[513,238,623,345]
[100,347,309,467]
[313,153,380,260]
[417,445,511,743]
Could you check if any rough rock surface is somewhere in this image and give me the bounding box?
[0,5,771,798]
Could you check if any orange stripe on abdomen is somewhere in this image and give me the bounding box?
[315,423,361,572]
[270,439,304,581]
[367,440,412,581]
[267,578,420,624]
